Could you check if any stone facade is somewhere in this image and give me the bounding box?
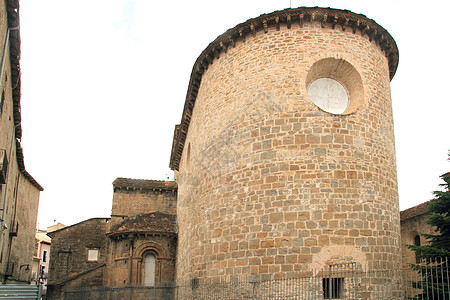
[46,178,177,299]
[110,178,177,224]
[46,218,109,300]
[104,212,177,286]
[400,201,435,266]
[170,7,401,282]
[0,0,43,284]
[104,178,177,286]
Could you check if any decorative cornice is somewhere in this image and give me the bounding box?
[106,230,177,239]
[108,212,177,236]
[400,201,430,221]
[47,218,110,238]
[5,1,43,191]
[169,7,399,171]
[7,0,21,140]
[113,177,177,192]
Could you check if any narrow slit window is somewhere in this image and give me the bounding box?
[414,235,421,263]
[0,90,4,115]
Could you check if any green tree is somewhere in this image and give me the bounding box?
[408,169,450,299]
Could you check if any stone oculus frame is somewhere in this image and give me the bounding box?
[306,58,364,115]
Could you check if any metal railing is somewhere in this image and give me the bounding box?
[175,263,403,299]
[63,284,175,300]
[403,257,450,300]
[61,258,450,299]
[0,284,39,300]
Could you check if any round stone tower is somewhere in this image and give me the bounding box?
[170,6,400,284]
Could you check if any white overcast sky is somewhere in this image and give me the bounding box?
[18,0,450,229]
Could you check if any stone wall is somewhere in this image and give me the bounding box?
[104,232,177,286]
[400,201,435,266]
[47,268,105,300]
[47,217,109,299]
[47,178,178,297]
[0,0,42,283]
[174,8,401,282]
[0,0,13,145]
[7,176,41,282]
[110,178,177,227]
[0,0,19,282]
[105,178,177,286]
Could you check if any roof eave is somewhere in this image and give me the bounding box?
[6,1,43,191]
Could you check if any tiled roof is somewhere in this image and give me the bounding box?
[47,218,110,238]
[36,232,51,244]
[400,172,450,221]
[5,1,43,191]
[113,177,177,191]
[7,0,21,139]
[400,201,431,221]
[108,212,176,235]
[16,140,43,191]
[47,222,67,233]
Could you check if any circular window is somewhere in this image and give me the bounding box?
[306,58,363,115]
[308,78,349,114]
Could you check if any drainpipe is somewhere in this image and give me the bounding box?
[0,121,20,283]
[0,123,20,255]
[4,172,20,281]
[0,26,20,282]
[0,26,20,223]
[0,27,19,86]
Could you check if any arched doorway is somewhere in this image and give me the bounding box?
[143,252,156,286]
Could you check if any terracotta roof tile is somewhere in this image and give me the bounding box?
[109,212,176,234]
[400,201,431,221]
[5,2,43,191]
[113,177,177,191]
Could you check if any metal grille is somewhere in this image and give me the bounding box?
[64,284,175,300]
[0,284,39,300]
[403,256,450,300]
[176,264,403,299]
[61,258,450,299]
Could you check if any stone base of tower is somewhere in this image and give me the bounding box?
[174,265,403,299]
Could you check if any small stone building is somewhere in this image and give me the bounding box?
[46,178,177,299]
[46,218,109,299]
[400,172,450,266]
[104,178,177,286]
[400,201,435,266]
